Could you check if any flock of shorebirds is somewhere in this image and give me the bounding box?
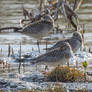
[31,32,83,67]
[19,0,84,67]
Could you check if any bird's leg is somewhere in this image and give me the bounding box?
[37,40,40,53]
[89,47,91,53]
[8,63,11,73]
[55,66,58,82]
[18,59,22,74]
[45,65,49,71]
[75,60,78,68]
[22,62,25,73]
[67,61,69,67]
[2,62,5,72]
[65,53,70,67]
[18,62,21,74]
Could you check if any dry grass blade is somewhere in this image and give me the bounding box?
[75,0,83,12]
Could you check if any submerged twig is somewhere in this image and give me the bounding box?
[12,48,14,55]
[18,42,22,74]
[8,44,11,57]
[0,27,22,32]
[37,40,40,53]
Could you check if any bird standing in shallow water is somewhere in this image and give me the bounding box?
[30,42,73,66]
[46,32,83,53]
[20,14,54,53]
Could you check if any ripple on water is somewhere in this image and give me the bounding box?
[0,0,92,71]
[70,51,92,66]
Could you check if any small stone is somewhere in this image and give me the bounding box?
[8,73,18,78]
[10,83,17,88]
[0,80,7,85]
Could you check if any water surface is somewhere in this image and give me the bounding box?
[0,0,92,64]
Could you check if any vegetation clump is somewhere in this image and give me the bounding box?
[46,66,85,82]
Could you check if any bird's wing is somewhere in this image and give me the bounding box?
[22,20,48,33]
[46,38,70,51]
[31,48,64,63]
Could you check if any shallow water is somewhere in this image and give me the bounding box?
[0,0,92,45]
[1,1,92,91]
[0,0,92,64]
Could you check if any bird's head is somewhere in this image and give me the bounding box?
[43,15,54,24]
[72,32,82,43]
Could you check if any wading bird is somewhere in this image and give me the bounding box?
[30,42,73,66]
[46,32,83,53]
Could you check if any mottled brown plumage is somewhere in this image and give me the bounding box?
[31,42,73,66]
[21,15,54,39]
